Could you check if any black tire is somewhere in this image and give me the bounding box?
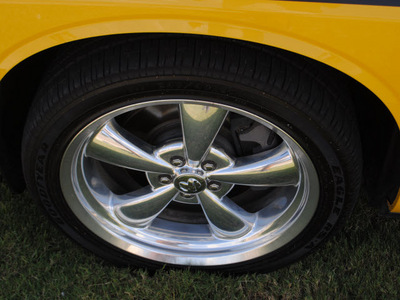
[22,35,362,272]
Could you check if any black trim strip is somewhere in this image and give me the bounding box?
[279,0,400,6]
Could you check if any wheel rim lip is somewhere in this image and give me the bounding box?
[60,99,320,266]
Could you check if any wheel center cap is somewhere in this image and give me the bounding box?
[174,174,206,194]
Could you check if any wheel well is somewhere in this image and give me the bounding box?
[349,78,400,208]
[1,33,399,205]
[0,45,58,191]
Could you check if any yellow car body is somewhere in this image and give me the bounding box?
[0,1,399,120]
[1,0,400,271]
[0,1,399,113]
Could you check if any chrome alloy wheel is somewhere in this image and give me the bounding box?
[60,99,319,266]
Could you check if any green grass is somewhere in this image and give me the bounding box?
[1,177,400,299]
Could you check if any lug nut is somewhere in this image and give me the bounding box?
[201,160,217,171]
[208,181,222,191]
[170,156,185,167]
[159,175,173,185]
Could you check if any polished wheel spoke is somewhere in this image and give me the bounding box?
[61,98,319,267]
[208,143,299,186]
[180,103,228,166]
[198,190,256,239]
[114,185,178,227]
[85,119,173,174]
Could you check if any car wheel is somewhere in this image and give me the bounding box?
[22,36,362,272]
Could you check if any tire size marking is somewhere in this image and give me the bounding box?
[35,142,65,225]
[304,165,345,250]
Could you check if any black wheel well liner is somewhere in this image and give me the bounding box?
[0,33,399,207]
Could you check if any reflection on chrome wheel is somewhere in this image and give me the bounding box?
[60,100,318,265]
[22,36,361,272]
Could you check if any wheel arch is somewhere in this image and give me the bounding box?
[0,32,399,210]
[0,17,397,108]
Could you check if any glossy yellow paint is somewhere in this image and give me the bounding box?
[1,0,400,210]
